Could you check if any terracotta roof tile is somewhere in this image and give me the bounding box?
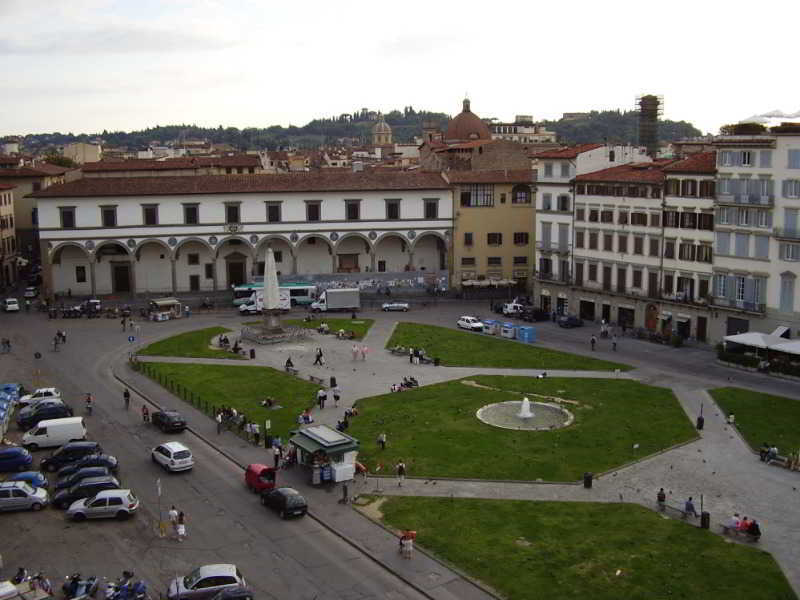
[0,167,52,178]
[0,155,21,166]
[662,151,716,174]
[575,160,678,184]
[81,155,261,172]
[33,163,71,176]
[445,169,534,184]
[0,183,16,190]
[31,171,450,198]
[530,143,605,159]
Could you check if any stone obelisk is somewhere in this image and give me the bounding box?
[262,247,283,334]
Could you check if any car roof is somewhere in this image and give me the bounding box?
[32,388,58,394]
[0,481,27,489]
[275,487,301,495]
[196,564,237,578]
[92,489,131,498]
[0,447,28,456]
[63,441,99,449]
[161,441,189,452]
[158,410,182,417]
[74,475,117,486]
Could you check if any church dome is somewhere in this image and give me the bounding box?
[445,98,491,141]
[372,114,392,134]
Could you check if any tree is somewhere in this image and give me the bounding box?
[43,153,77,168]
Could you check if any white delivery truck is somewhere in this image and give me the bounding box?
[310,288,361,312]
[238,289,291,314]
[21,416,87,450]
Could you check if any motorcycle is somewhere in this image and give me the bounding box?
[12,568,28,584]
[103,572,134,600]
[62,573,98,600]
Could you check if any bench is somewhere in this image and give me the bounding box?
[285,366,299,376]
[388,347,407,356]
[767,454,789,467]
[720,523,760,542]
[309,375,326,386]
[419,355,434,365]
[658,502,691,520]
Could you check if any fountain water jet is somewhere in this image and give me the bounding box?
[517,397,534,419]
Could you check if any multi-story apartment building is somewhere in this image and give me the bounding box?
[490,116,556,144]
[712,123,800,339]
[0,184,18,288]
[32,171,452,297]
[532,144,651,314]
[81,155,264,178]
[446,170,536,291]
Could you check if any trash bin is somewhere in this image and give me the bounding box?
[700,511,710,529]
[434,357,440,367]
[696,415,705,430]
[583,472,593,489]
[312,466,321,485]
[249,348,256,359]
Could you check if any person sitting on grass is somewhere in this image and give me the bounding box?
[285,356,294,370]
[738,516,751,532]
[747,519,761,539]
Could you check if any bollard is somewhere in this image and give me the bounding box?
[696,415,705,430]
[700,511,710,529]
[583,472,593,489]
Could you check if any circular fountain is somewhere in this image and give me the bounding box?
[476,396,573,431]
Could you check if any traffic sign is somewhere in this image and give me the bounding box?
[128,336,135,343]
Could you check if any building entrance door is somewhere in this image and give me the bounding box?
[112,263,131,293]
[227,261,246,287]
[338,254,359,272]
[645,304,658,331]
[601,303,611,322]
[189,275,200,291]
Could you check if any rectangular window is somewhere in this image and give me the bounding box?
[512,188,530,204]
[735,232,750,257]
[225,204,240,224]
[140,205,157,226]
[741,151,753,167]
[560,163,570,178]
[266,203,281,223]
[60,207,76,229]
[101,206,117,227]
[542,193,552,211]
[345,200,360,220]
[589,209,599,222]
[664,240,675,259]
[487,233,503,246]
[487,256,502,266]
[697,245,712,263]
[649,238,660,257]
[681,212,698,229]
[601,210,613,223]
[603,234,613,251]
[664,211,679,228]
[716,232,731,255]
[754,235,769,259]
[557,195,570,211]
[736,276,746,301]
[663,274,674,294]
[679,243,696,261]
[633,236,644,254]
[575,208,585,221]
[788,149,800,169]
[783,180,800,198]
[75,265,86,283]
[513,232,529,245]
[618,211,629,225]
[460,257,476,266]
[464,232,473,246]
[187,253,200,265]
[386,200,400,220]
[714,274,727,297]
[588,232,598,250]
[760,150,772,168]
[424,199,439,218]
[513,256,528,265]
[588,263,598,281]
[183,204,199,225]
[461,184,494,207]
[698,213,714,231]
[631,212,647,226]
[782,243,800,261]
[736,208,750,226]
[650,213,661,228]
[575,231,585,248]
[306,202,321,222]
[204,263,213,279]
[717,207,730,225]
[544,163,553,177]
[617,234,628,253]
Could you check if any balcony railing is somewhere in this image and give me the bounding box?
[711,297,766,313]
[773,228,800,241]
[536,241,570,254]
[716,193,774,206]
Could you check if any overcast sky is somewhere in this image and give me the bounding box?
[1,0,796,138]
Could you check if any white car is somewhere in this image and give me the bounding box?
[66,489,139,521]
[3,298,20,312]
[151,441,194,472]
[457,316,484,331]
[18,387,63,409]
[23,287,39,299]
[382,302,409,312]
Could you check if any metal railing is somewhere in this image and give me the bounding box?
[711,297,766,313]
[773,228,800,241]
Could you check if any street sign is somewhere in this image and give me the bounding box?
[128,336,135,343]
[264,419,271,431]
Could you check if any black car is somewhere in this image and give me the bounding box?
[558,315,584,328]
[56,454,119,478]
[260,487,308,519]
[53,475,120,509]
[17,404,74,430]
[40,441,102,473]
[521,308,550,322]
[211,588,253,600]
[55,466,111,491]
[151,410,187,433]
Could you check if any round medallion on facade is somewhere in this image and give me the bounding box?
[329,232,339,241]
[126,239,136,249]
[407,231,417,239]
[290,232,299,243]
[249,235,259,244]
[368,231,377,240]
[167,237,177,247]
[208,236,218,246]
[85,240,95,250]
[445,230,451,238]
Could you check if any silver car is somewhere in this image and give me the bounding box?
[66,489,139,521]
[0,481,49,511]
[167,565,246,600]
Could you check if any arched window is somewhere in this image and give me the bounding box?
[511,184,531,204]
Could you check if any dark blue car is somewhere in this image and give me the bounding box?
[8,471,48,488]
[0,447,33,472]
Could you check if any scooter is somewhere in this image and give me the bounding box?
[12,568,28,584]
[62,573,98,600]
[103,572,133,600]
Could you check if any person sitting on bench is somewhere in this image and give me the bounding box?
[232,340,241,354]
[738,516,751,532]
[318,322,330,334]
[747,519,761,539]
[285,357,294,370]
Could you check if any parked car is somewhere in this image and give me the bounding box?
[18,387,62,409]
[211,588,253,600]
[17,403,73,430]
[0,481,49,511]
[457,316,484,331]
[55,466,111,491]
[0,447,33,472]
[520,308,550,322]
[260,487,308,519]
[22,416,87,450]
[167,565,246,600]
[381,301,409,312]
[40,441,102,473]
[17,398,65,420]
[501,302,526,316]
[558,315,584,328]
[3,298,20,312]
[244,463,276,494]
[53,475,121,509]
[151,441,194,472]
[66,489,139,521]
[56,454,119,478]
[23,287,39,299]
[7,471,48,489]
[151,410,187,433]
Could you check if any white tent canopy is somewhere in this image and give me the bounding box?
[770,340,800,356]
[723,332,785,349]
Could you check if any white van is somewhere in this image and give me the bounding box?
[21,416,87,450]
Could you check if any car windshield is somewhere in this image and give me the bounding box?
[16,482,34,494]
[126,491,138,503]
[285,494,305,508]
[184,568,204,589]
[174,450,191,459]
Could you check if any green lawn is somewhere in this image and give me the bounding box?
[386,322,630,370]
[139,327,244,360]
[142,362,320,441]
[375,497,795,600]
[281,317,374,340]
[348,376,695,481]
[711,387,800,454]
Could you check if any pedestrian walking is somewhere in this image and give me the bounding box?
[25,299,31,312]
[141,405,150,423]
[176,512,187,542]
[409,347,414,364]
[273,445,281,469]
[313,347,324,366]
[400,532,413,559]
[52,335,60,352]
[612,334,618,352]
[684,496,699,518]
[317,388,326,409]
[59,330,67,344]
[377,432,387,450]
[123,388,131,410]
[216,412,223,434]
[168,505,179,535]
[352,344,359,361]
[252,422,260,446]
[360,345,368,361]
[590,335,597,351]
[551,311,557,322]
[656,488,666,510]
[332,385,341,408]
[396,460,406,486]
[121,318,127,332]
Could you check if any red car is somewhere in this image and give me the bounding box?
[244,463,276,494]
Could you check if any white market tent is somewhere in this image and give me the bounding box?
[723,332,785,349]
[771,340,800,356]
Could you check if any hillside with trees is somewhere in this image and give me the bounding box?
[544,110,702,145]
